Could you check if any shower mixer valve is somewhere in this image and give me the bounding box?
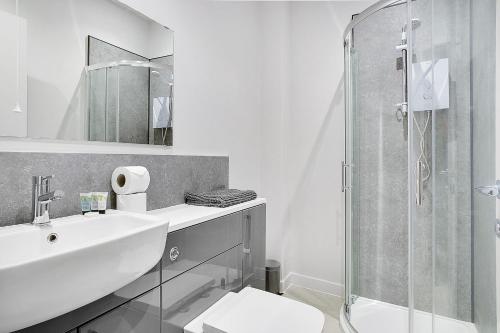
[395,102,408,122]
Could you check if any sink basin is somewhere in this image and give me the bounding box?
[0,210,169,332]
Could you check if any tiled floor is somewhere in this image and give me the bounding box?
[283,285,344,333]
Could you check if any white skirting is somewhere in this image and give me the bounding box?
[340,297,477,333]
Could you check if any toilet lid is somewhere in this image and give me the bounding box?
[184,287,325,333]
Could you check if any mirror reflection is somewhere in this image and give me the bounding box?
[0,0,174,146]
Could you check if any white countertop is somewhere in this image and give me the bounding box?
[148,198,266,232]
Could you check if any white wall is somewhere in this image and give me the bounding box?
[119,0,264,193]
[258,1,374,295]
[257,1,291,292]
[284,1,358,294]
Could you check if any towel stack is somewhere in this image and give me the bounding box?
[185,189,257,208]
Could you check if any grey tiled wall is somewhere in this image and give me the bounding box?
[0,152,228,227]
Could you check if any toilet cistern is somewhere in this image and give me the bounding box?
[32,175,64,225]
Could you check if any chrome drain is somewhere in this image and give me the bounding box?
[47,233,58,243]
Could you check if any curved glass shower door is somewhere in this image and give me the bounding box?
[87,60,173,145]
[344,1,411,332]
[88,66,120,142]
[342,0,494,332]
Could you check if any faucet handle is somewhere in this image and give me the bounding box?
[37,190,65,205]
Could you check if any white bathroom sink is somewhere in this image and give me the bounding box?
[0,210,169,333]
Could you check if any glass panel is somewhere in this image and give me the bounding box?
[88,67,106,142]
[88,66,120,143]
[345,36,357,306]
[346,2,410,332]
[470,0,497,332]
[429,0,474,331]
[88,65,152,144]
[408,0,433,331]
[106,66,120,143]
[116,65,150,144]
[409,0,475,331]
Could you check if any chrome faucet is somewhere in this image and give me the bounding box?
[32,175,64,225]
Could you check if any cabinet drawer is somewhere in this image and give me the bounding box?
[161,245,242,333]
[162,212,243,282]
[79,287,161,333]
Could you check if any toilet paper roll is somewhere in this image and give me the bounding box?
[111,166,150,195]
[116,193,147,213]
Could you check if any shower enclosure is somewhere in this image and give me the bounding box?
[342,0,497,332]
[87,59,174,145]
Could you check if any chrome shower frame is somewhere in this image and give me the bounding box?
[86,59,169,72]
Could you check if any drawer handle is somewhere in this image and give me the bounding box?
[169,246,180,262]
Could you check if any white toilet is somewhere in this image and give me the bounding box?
[184,286,325,333]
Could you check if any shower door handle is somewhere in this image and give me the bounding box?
[341,161,351,192]
[475,180,500,199]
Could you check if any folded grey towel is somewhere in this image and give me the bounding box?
[185,189,257,208]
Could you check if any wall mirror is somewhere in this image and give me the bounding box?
[0,0,174,146]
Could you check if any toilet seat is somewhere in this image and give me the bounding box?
[184,287,325,333]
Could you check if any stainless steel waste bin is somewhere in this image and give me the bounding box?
[265,259,281,294]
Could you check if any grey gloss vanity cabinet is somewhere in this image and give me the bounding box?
[79,288,162,333]
[19,204,265,333]
[161,245,243,332]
